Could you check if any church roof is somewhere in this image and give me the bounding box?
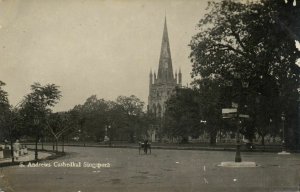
[157,17,174,82]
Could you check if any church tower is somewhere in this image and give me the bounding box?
[148,17,182,119]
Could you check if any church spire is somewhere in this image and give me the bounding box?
[178,67,182,85]
[157,16,174,82]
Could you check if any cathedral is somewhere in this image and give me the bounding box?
[148,17,182,141]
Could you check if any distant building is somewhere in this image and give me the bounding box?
[147,17,182,141]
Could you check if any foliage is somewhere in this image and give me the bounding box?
[116,95,145,142]
[0,81,11,140]
[189,0,300,146]
[0,81,9,108]
[116,95,144,116]
[46,112,74,151]
[69,94,147,143]
[196,77,224,145]
[77,95,109,142]
[19,82,62,138]
[164,87,201,143]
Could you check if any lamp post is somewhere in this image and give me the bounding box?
[79,118,86,147]
[108,125,111,147]
[200,120,207,142]
[269,118,273,143]
[8,114,14,163]
[235,118,242,162]
[228,71,248,163]
[281,112,286,152]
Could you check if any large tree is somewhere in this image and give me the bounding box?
[164,87,201,143]
[195,77,225,145]
[20,82,61,159]
[0,81,10,140]
[0,81,27,162]
[116,95,145,142]
[70,94,147,144]
[78,95,109,142]
[189,0,300,147]
[46,112,74,152]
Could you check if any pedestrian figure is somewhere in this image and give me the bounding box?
[138,139,151,155]
[144,139,149,154]
[13,140,20,160]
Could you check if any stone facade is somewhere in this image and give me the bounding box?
[148,17,181,117]
[147,17,181,141]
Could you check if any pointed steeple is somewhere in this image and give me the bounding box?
[178,67,182,85]
[157,16,174,82]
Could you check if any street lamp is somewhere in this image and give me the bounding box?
[108,125,111,147]
[227,71,249,163]
[233,119,242,162]
[200,120,207,142]
[104,125,111,146]
[234,81,249,163]
[269,118,273,143]
[281,112,286,152]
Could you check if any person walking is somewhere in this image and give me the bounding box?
[13,139,20,160]
[143,139,149,154]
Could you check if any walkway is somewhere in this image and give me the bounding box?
[0,150,52,164]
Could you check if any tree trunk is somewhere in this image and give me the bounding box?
[55,139,58,152]
[35,136,38,160]
[261,135,265,146]
[83,134,86,147]
[10,139,14,163]
[41,137,44,150]
[52,138,55,152]
[210,132,217,145]
[62,135,64,153]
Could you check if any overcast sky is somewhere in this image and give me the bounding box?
[0,0,210,111]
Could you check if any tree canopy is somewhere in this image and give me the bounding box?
[20,82,62,137]
[189,0,300,147]
[0,81,10,140]
[69,94,147,143]
[164,87,201,143]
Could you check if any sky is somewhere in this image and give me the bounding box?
[1,0,299,112]
[0,0,209,111]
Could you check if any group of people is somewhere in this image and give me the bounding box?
[3,139,25,160]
